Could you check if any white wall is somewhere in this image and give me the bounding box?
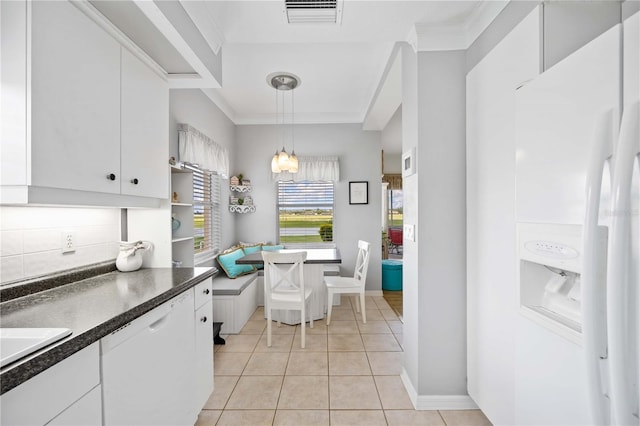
[543,2,620,70]
[0,207,120,284]
[235,123,383,292]
[417,50,468,395]
[401,45,469,403]
[169,89,237,250]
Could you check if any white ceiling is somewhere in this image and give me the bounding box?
[90,0,507,152]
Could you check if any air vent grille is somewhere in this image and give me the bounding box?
[284,0,343,24]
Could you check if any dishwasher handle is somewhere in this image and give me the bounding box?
[101,291,193,354]
[149,311,171,332]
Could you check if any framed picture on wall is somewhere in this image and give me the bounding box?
[402,147,416,177]
[349,181,368,205]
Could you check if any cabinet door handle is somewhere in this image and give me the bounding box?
[131,178,139,185]
[107,173,116,181]
[203,288,210,295]
[200,316,208,323]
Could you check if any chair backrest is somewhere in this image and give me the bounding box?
[262,251,307,299]
[353,240,371,287]
[389,228,402,245]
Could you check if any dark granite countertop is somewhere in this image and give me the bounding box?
[0,266,218,395]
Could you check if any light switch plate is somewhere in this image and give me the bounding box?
[404,224,415,242]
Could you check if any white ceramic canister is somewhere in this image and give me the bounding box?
[116,241,152,272]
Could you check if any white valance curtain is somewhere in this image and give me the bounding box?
[272,156,340,182]
[178,123,229,177]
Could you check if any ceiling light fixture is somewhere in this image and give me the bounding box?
[268,72,301,174]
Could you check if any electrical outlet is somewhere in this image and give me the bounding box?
[61,231,76,253]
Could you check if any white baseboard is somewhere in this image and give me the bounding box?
[366,290,383,296]
[400,369,479,410]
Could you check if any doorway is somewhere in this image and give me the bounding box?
[382,177,403,318]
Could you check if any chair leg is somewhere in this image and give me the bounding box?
[354,295,361,313]
[301,306,306,349]
[326,290,333,325]
[360,292,366,323]
[267,308,272,347]
[309,301,314,329]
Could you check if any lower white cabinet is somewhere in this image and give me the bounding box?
[0,342,101,426]
[195,299,214,411]
[0,282,215,426]
[48,385,103,426]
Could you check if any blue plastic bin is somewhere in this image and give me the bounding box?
[382,259,403,291]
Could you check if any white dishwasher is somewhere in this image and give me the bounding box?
[101,290,195,426]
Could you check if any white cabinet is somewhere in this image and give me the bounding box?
[48,385,103,426]
[194,278,214,412]
[0,342,101,426]
[0,0,168,207]
[121,48,169,199]
[29,0,121,195]
[465,8,541,425]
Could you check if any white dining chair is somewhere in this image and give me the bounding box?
[325,240,371,324]
[262,251,313,348]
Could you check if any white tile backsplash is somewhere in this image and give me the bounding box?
[22,229,62,253]
[0,231,23,256]
[0,255,24,283]
[0,206,121,285]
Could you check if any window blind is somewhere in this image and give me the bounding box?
[277,181,334,247]
[193,168,221,263]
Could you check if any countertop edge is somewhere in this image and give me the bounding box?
[0,267,218,395]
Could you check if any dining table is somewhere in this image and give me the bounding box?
[236,248,342,325]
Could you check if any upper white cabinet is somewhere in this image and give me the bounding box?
[30,1,121,195]
[0,1,168,207]
[121,49,169,199]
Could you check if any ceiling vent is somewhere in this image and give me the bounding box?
[284,0,343,24]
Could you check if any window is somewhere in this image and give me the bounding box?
[387,189,403,227]
[193,168,221,263]
[277,181,334,247]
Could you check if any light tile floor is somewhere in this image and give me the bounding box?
[196,296,492,426]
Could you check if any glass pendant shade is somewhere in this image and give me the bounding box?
[288,151,299,173]
[277,147,290,170]
[271,151,281,173]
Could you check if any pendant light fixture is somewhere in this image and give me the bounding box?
[268,72,301,173]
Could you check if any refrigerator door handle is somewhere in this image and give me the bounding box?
[583,109,615,425]
[607,101,640,426]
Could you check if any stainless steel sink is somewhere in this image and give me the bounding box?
[0,328,72,368]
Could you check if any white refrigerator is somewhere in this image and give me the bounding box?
[514,11,639,426]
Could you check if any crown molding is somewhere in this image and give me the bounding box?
[200,89,238,123]
[466,1,510,44]
[406,1,509,52]
[199,90,364,126]
[234,111,365,125]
